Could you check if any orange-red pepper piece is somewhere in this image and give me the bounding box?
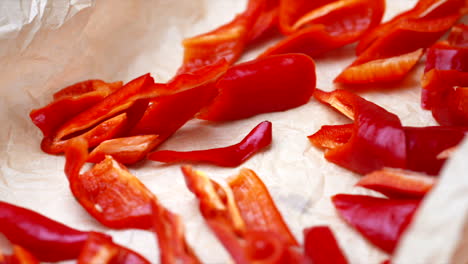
[53,80,122,100]
[65,138,154,230]
[182,166,302,263]
[357,168,436,199]
[151,201,201,264]
[87,135,160,165]
[264,0,384,58]
[148,121,272,167]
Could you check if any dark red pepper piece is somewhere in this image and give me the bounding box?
[332,194,420,254]
[303,226,348,264]
[148,121,272,167]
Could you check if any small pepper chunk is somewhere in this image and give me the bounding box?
[303,226,348,264]
[148,121,272,167]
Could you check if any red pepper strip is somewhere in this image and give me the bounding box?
[30,92,110,138]
[177,0,266,75]
[130,81,218,140]
[332,194,420,254]
[357,168,436,199]
[87,135,160,164]
[41,112,128,154]
[0,200,89,262]
[151,200,201,264]
[53,73,157,142]
[335,49,424,84]
[309,89,406,175]
[148,121,272,167]
[271,0,384,58]
[246,0,279,45]
[0,245,39,264]
[197,54,316,121]
[356,0,466,55]
[404,126,467,175]
[53,80,122,100]
[182,166,302,263]
[303,226,348,264]
[65,138,154,229]
[279,0,334,34]
[77,232,150,264]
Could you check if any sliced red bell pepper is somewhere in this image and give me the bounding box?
[41,112,128,154]
[0,200,89,262]
[246,0,279,45]
[332,194,420,254]
[279,0,333,34]
[77,232,150,264]
[357,168,436,199]
[404,126,467,175]
[263,0,384,58]
[197,54,316,121]
[53,80,122,100]
[87,135,160,164]
[177,0,275,74]
[65,137,155,230]
[447,24,468,46]
[151,200,201,264]
[309,89,467,175]
[337,0,465,84]
[303,226,348,264]
[309,89,406,175]
[148,121,272,167]
[182,166,302,263]
[0,245,39,264]
[425,42,468,73]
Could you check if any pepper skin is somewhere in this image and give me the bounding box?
[332,194,420,254]
[148,121,272,167]
[197,54,316,121]
[0,245,39,264]
[303,226,348,264]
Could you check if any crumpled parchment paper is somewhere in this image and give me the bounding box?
[0,0,466,263]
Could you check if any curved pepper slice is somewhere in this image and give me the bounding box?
[263,0,384,58]
[303,226,348,264]
[332,194,420,254]
[87,135,160,164]
[357,168,436,199]
[308,89,406,175]
[197,54,316,121]
[65,138,155,229]
[0,245,39,264]
[30,80,121,138]
[182,166,302,263]
[309,89,467,175]
[148,121,272,167]
[177,0,276,74]
[337,0,465,84]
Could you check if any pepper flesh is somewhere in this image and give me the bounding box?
[0,245,39,264]
[263,0,385,58]
[148,121,272,167]
[303,226,348,264]
[309,89,467,175]
[357,168,436,199]
[197,54,316,121]
[336,0,465,84]
[182,166,302,263]
[332,194,420,254]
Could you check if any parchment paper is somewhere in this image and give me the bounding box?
[0,0,466,263]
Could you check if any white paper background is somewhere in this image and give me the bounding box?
[0,0,466,263]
